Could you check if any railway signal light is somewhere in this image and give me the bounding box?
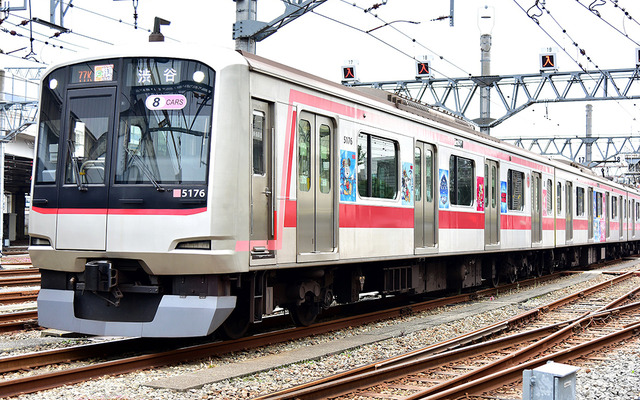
[341,64,358,83]
[540,52,557,72]
[416,61,431,79]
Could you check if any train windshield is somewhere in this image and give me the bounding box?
[116,58,214,185]
[34,57,215,187]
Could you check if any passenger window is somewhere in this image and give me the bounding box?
[491,165,497,208]
[414,148,421,202]
[357,134,368,197]
[319,125,331,194]
[556,182,562,214]
[546,179,553,214]
[252,110,265,175]
[425,149,433,202]
[577,187,585,216]
[298,119,311,192]
[449,155,474,206]
[507,169,524,211]
[596,192,603,217]
[357,133,397,199]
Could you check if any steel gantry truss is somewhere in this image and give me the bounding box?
[501,135,640,168]
[0,68,43,141]
[347,68,640,129]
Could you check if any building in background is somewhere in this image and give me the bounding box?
[0,68,39,252]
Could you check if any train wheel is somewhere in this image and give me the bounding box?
[490,272,500,288]
[218,299,250,340]
[487,259,499,287]
[506,266,517,284]
[533,256,544,277]
[288,294,320,327]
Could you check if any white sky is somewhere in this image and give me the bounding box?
[2,0,640,141]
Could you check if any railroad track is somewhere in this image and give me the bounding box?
[0,290,39,305]
[0,266,634,398]
[0,267,38,277]
[0,310,38,334]
[0,275,41,288]
[0,268,570,398]
[255,272,640,400]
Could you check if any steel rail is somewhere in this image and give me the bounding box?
[0,320,38,334]
[403,300,640,400]
[0,338,160,374]
[416,320,640,400]
[0,311,38,334]
[0,268,39,277]
[0,290,39,305]
[0,310,37,324]
[0,276,41,287]
[255,273,640,399]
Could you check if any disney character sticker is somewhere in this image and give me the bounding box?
[340,150,356,202]
[439,169,449,209]
[500,181,507,214]
[477,176,484,211]
[401,162,414,206]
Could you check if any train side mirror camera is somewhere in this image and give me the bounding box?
[128,125,142,152]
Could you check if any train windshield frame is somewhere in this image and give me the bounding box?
[34,57,215,187]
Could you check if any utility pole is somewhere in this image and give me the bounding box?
[478,5,494,135]
[50,0,71,27]
[233,0,328,54]
[585,104,593,167]
[235,0,258,54]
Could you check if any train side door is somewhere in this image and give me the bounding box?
[619,196,624,239]
[250,100,275,263]
[531,172,542,244]
[566,182,573,242]
[484,159,500,248]
[605,192,611,238]
[414,142,437,252]
[297,112,336,260]
[588,188,594,241]
[56,87,116,251]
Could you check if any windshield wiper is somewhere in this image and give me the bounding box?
[67,140,87,192]
[125,148,166,192]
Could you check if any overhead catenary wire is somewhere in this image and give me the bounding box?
[65,2,179,42]
[514,0,638,122]
[337,0,473,78]
[4,15,85,50]
[607,0,640,30]
[575,0,640,46]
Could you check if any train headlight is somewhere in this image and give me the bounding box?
[192,71,205,83]
[49,79,58,90]
[176,240,211,250]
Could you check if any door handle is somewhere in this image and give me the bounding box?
[262,188,272,196]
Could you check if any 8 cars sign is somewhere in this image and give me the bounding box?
[145,94,187,110]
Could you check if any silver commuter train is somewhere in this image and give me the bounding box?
[30,43,640,338]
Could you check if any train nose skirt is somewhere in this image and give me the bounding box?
[37,289,236,337]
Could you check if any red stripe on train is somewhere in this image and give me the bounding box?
[31,206,207,216]
[339,204,414,228]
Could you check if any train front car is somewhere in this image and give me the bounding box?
[30,48,250,337]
